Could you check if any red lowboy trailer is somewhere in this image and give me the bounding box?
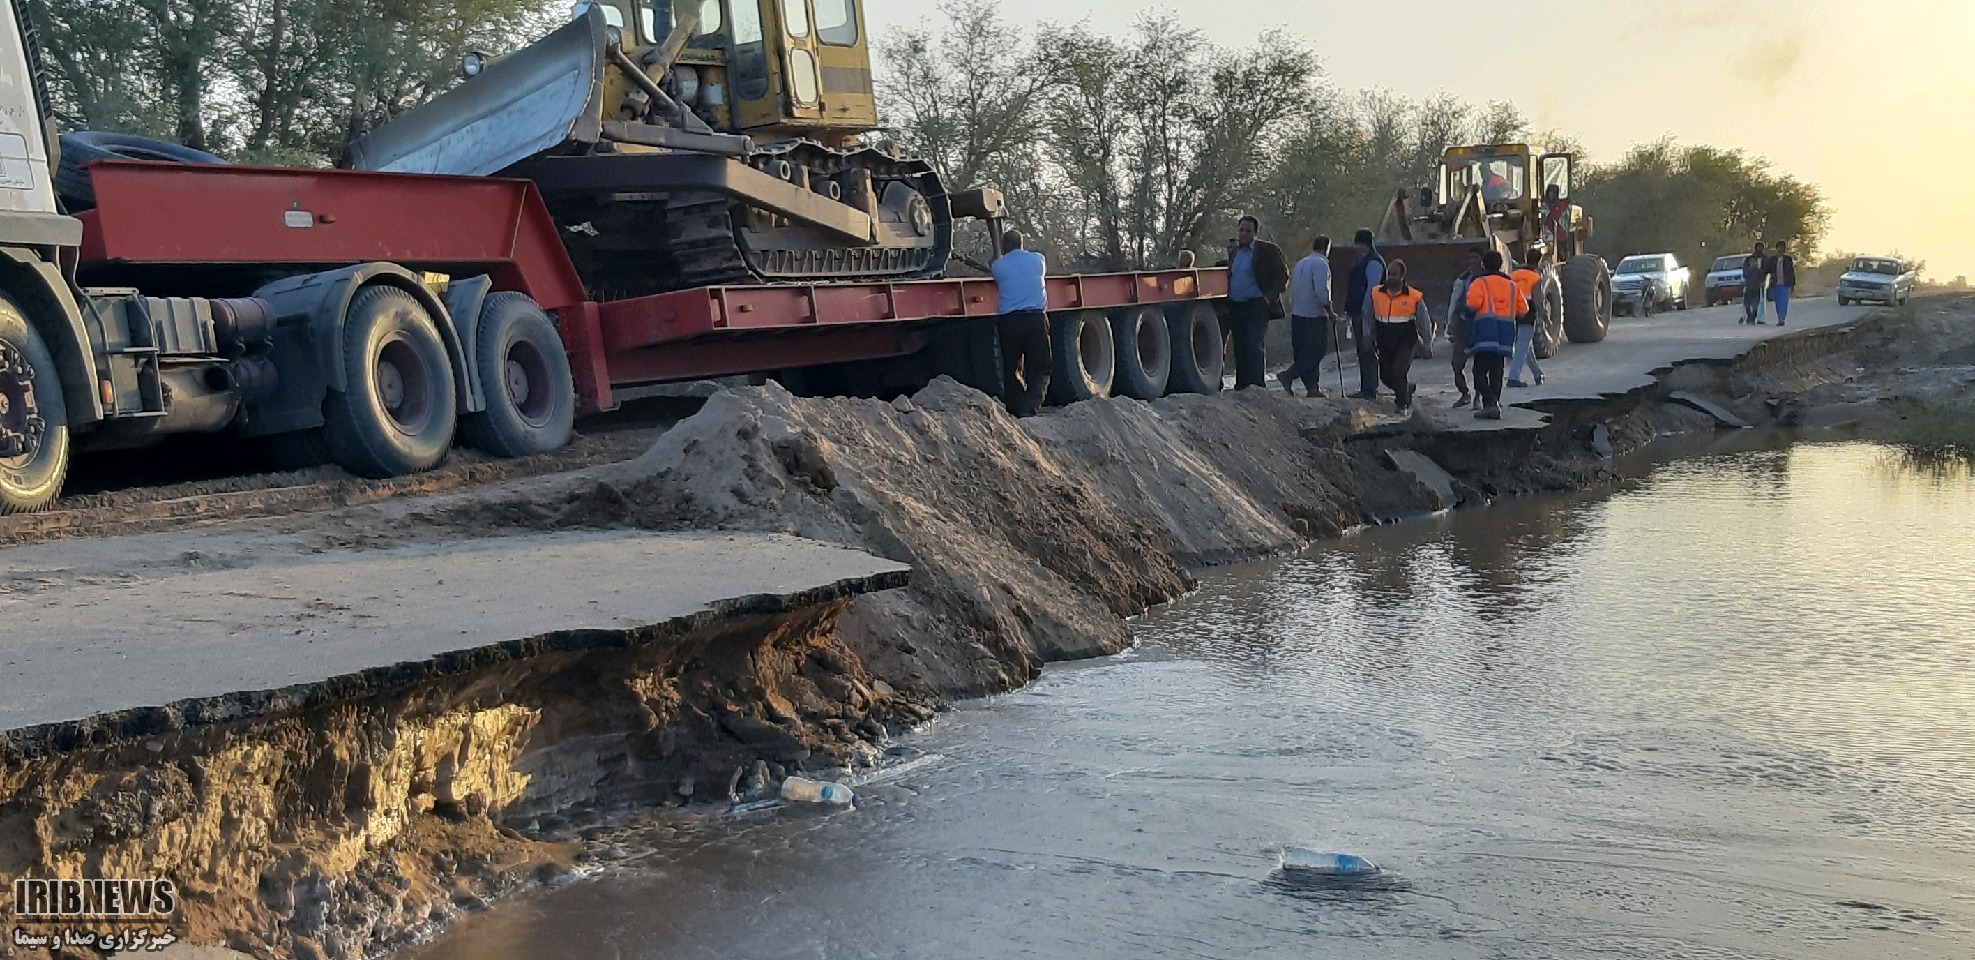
[3,160,1229,511]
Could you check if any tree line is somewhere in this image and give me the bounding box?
[24,0,556,165]
[22,0,1831,272]
[881,1,1830,273]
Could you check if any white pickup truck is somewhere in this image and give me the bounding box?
[1837,257,1918,306]
[1611,253,1692,316]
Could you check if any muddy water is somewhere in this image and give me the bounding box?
[410,442,1975,960]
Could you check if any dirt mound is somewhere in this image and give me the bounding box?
[412,379,1410,697]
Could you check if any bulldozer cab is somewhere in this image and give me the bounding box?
[616,0,877,143]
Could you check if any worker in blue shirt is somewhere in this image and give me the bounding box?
[990,229,1050,417]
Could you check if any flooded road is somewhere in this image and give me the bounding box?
[411,442,1975,960]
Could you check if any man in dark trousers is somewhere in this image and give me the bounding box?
[1740,241,1768,325]
[990,229,1050,416]
[1344,228,1386,399]
[1276,235,1333,397]
[1445,248,1485,407]
[1224,215,1289,390]
[1464,250,1525,420]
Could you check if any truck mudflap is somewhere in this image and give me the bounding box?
[347,10,607,177]
[242,264,471,438]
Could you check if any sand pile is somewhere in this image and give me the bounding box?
[430,379,1414,697]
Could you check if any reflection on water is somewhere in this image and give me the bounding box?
[409,443,1975,960]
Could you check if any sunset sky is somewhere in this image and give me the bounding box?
[865,0,1975,278]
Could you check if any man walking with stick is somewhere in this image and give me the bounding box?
[1276,235,1333,397]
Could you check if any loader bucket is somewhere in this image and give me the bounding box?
[1331,238,1496,325]
[349,10,608,176]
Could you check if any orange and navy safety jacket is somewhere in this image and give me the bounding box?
[1464,272,1525,357]
[1510,267,1543,326]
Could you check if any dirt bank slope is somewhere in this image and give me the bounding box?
[409,380,1512,698]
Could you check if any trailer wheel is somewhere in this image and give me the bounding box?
[323,285,458,478]
[459,293,575,458]
[1109,305,1171,401]
[1047,310,1114,405]
[0,294,69,513]
[1164,301,1224,395]
[1562,254,1612,344]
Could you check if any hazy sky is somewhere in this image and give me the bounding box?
[865,0,1975,277]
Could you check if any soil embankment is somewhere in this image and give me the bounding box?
[3,297,1969,959]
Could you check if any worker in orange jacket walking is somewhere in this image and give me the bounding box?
[1369,260,1433,413]
[1464,250,1527,420]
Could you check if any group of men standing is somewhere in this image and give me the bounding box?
[1738,240,1798,326]
[990,216,1553,422]
[1230,218,1547,420]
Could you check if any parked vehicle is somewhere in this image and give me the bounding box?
[1837,257,1918,306]
[1611,253,1691,316]
[1704,255,1748,306]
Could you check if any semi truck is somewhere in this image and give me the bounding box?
[0,1,1231,513]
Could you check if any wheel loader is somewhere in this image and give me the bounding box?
[1339,144,1612,347]
[351,0,1005,300]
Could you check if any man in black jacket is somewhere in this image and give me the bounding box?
[1223,215,1289,390]
[1344,228,1386,399]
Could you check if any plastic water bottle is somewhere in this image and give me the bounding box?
[1279,847,1380,875]
[779,776,854,805]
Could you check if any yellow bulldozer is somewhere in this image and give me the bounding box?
[352,0,1005,299]
[1348,144,1613,348]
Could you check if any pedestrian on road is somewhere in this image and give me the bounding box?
[1345,228,1386,400]
[990,229,1050,417]
[1224,215,1290,390]
[1767,240,1797,327]
[1465,249,1525,421]
[1370,259,1433,414]
[1277,235,1333,397]
[1446,248,1485,407]
[1507,250,1547,388]
[1741,241,1768,325]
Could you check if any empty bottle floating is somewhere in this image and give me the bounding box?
[1279,848,1381,875]
[780,776,855,805]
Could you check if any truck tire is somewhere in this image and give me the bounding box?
[459,293,575,458]
[55,131,222,209]
[1047,310,1114,405]
[1109,305,1170,401]
[1164,301,1224,395]
[0,294,69,513]
[1562,254,1612,344]
[1535,281,1565,359]
[323,285,457,478]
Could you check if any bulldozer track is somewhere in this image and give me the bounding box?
[0,427,662,548]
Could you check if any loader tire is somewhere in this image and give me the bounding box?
[1164,301,1224,395]
[55,131,222,209]
[1109,305,1171,401]
[1562,254,1613,344]
[459,293,575,458]
[0,293,69,513]
[1047,310,1114,405]
[323,285,457,478]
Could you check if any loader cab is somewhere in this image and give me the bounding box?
[1444,145,1531,209]
[666,0,877,145]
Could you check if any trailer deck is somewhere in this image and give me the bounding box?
[78,160,1229,413]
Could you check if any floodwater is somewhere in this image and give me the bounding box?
[410,442,1975,960]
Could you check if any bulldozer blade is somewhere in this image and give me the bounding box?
[349,10,607,176]
[1334,239,1496,324]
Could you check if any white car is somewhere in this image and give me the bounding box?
[1703,255,1748,306]
[1837,257,1917,306]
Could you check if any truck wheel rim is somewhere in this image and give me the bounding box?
[375,334,434,435]
[0,340,43,465]
[504,339,555,428]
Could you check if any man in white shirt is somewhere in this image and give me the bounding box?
[1275,235,1333,397]
[990,229,1051,417]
